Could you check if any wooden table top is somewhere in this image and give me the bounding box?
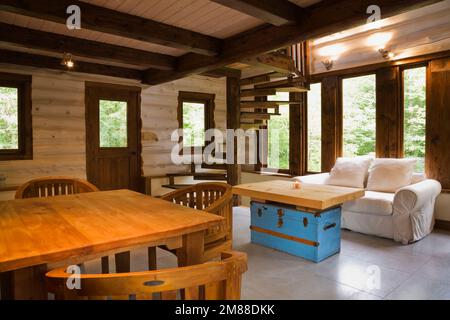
[233,180,365,210]
[0,190,224,272]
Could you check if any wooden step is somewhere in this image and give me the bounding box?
[193,173,227,181]
[240,72,285,86]
[162,184,193,190]
[240,88,277,98]
[241,101,297,108]
[201,163,227,170]
[255,77,308,92]
[241,112,280,120]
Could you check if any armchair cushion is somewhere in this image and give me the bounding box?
[327,157,372,188]
[343,191,394,216]
[367,158,416,193]
[293,173,329,185]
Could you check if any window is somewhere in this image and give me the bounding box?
[99,100,128,148]
[307,83,322,172]
[342,74,376,158]
[403,66,426,172]
[0,73,32,160]
[267,92,290,171]
[178,92,215,150]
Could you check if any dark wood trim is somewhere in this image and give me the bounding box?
[0,0,221,56]
[0,49,143,80]
[210,0,305,26]
[0,72,33,161]
[0,23,175,70]
[144,0,440,84]
[241,169,294,178]
[250,225,319,247]
[0,185,20,192]
[177,91,216,154]
[311,50,450,82]
[435,219,450,232]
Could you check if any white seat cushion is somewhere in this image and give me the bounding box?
[343,191,395,216]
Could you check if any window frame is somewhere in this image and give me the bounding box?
[306,82,323,174]
[262,95,291,175]
[177,91,215,154]
[340,71,377,159]
[400,62,428,168]
[0,72,32,161]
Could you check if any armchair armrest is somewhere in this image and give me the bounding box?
[293,173,329,185]
[394,179,442,214]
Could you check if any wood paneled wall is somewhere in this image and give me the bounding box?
[0,64,226,200]
[427,57,450,189]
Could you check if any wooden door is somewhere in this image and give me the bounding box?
[85,83,142,191]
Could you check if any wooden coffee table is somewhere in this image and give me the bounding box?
[233,180,364,262]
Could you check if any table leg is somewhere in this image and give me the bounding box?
[177,230,205,267]
[0,264,48,300]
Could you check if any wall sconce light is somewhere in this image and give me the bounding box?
[317,44,347,71]
[378,48,395,59]
[322,58,334,71]
[61,53,75,69]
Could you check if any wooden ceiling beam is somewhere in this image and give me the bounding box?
[210,0,305,26]
[243,53,298,76]
[0,23,175,70]
[144,0,442,85]
[201,67,241,78]
[0,0,221,56]
[0,49,143,80]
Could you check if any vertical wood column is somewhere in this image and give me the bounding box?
[376,67,402,158]
[427,58,450,189]
[321,76,341,172]
[290,92,306,176]
[226,75,241,189]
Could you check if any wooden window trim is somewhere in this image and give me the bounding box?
[0,72,32,161]
[177,91,215,154]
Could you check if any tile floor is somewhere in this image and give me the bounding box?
[88,206,450,300]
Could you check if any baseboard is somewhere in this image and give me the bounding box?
[435,219,450,231]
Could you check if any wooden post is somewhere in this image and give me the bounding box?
[321,76,342,172]
[290,92,306,176]
[226,75,242,204]
[376,67,402,158]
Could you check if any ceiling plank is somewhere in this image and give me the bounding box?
[0,0,221,56]
[0,23,175,70]
[210,0,305,26]
[0,49,143,80]
[144,0,443,85]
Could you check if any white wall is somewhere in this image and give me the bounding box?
[0,64,226,201]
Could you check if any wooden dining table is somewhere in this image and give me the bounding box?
[0,189,224,300]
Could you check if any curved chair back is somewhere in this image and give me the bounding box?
[15,176,99,199]
[161,183,233,255]
[46,251,247,300]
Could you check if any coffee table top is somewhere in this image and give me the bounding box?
[233,180,365,210]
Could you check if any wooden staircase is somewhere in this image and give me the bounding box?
[240,42,310,126]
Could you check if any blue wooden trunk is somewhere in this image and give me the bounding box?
[250,201,341,263]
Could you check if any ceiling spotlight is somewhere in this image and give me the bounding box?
[61,53,75,69]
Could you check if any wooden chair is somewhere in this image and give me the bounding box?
[154,182,233,267]
[15,176,99,199]
[46,251,247,300]
[14,176,114,272]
